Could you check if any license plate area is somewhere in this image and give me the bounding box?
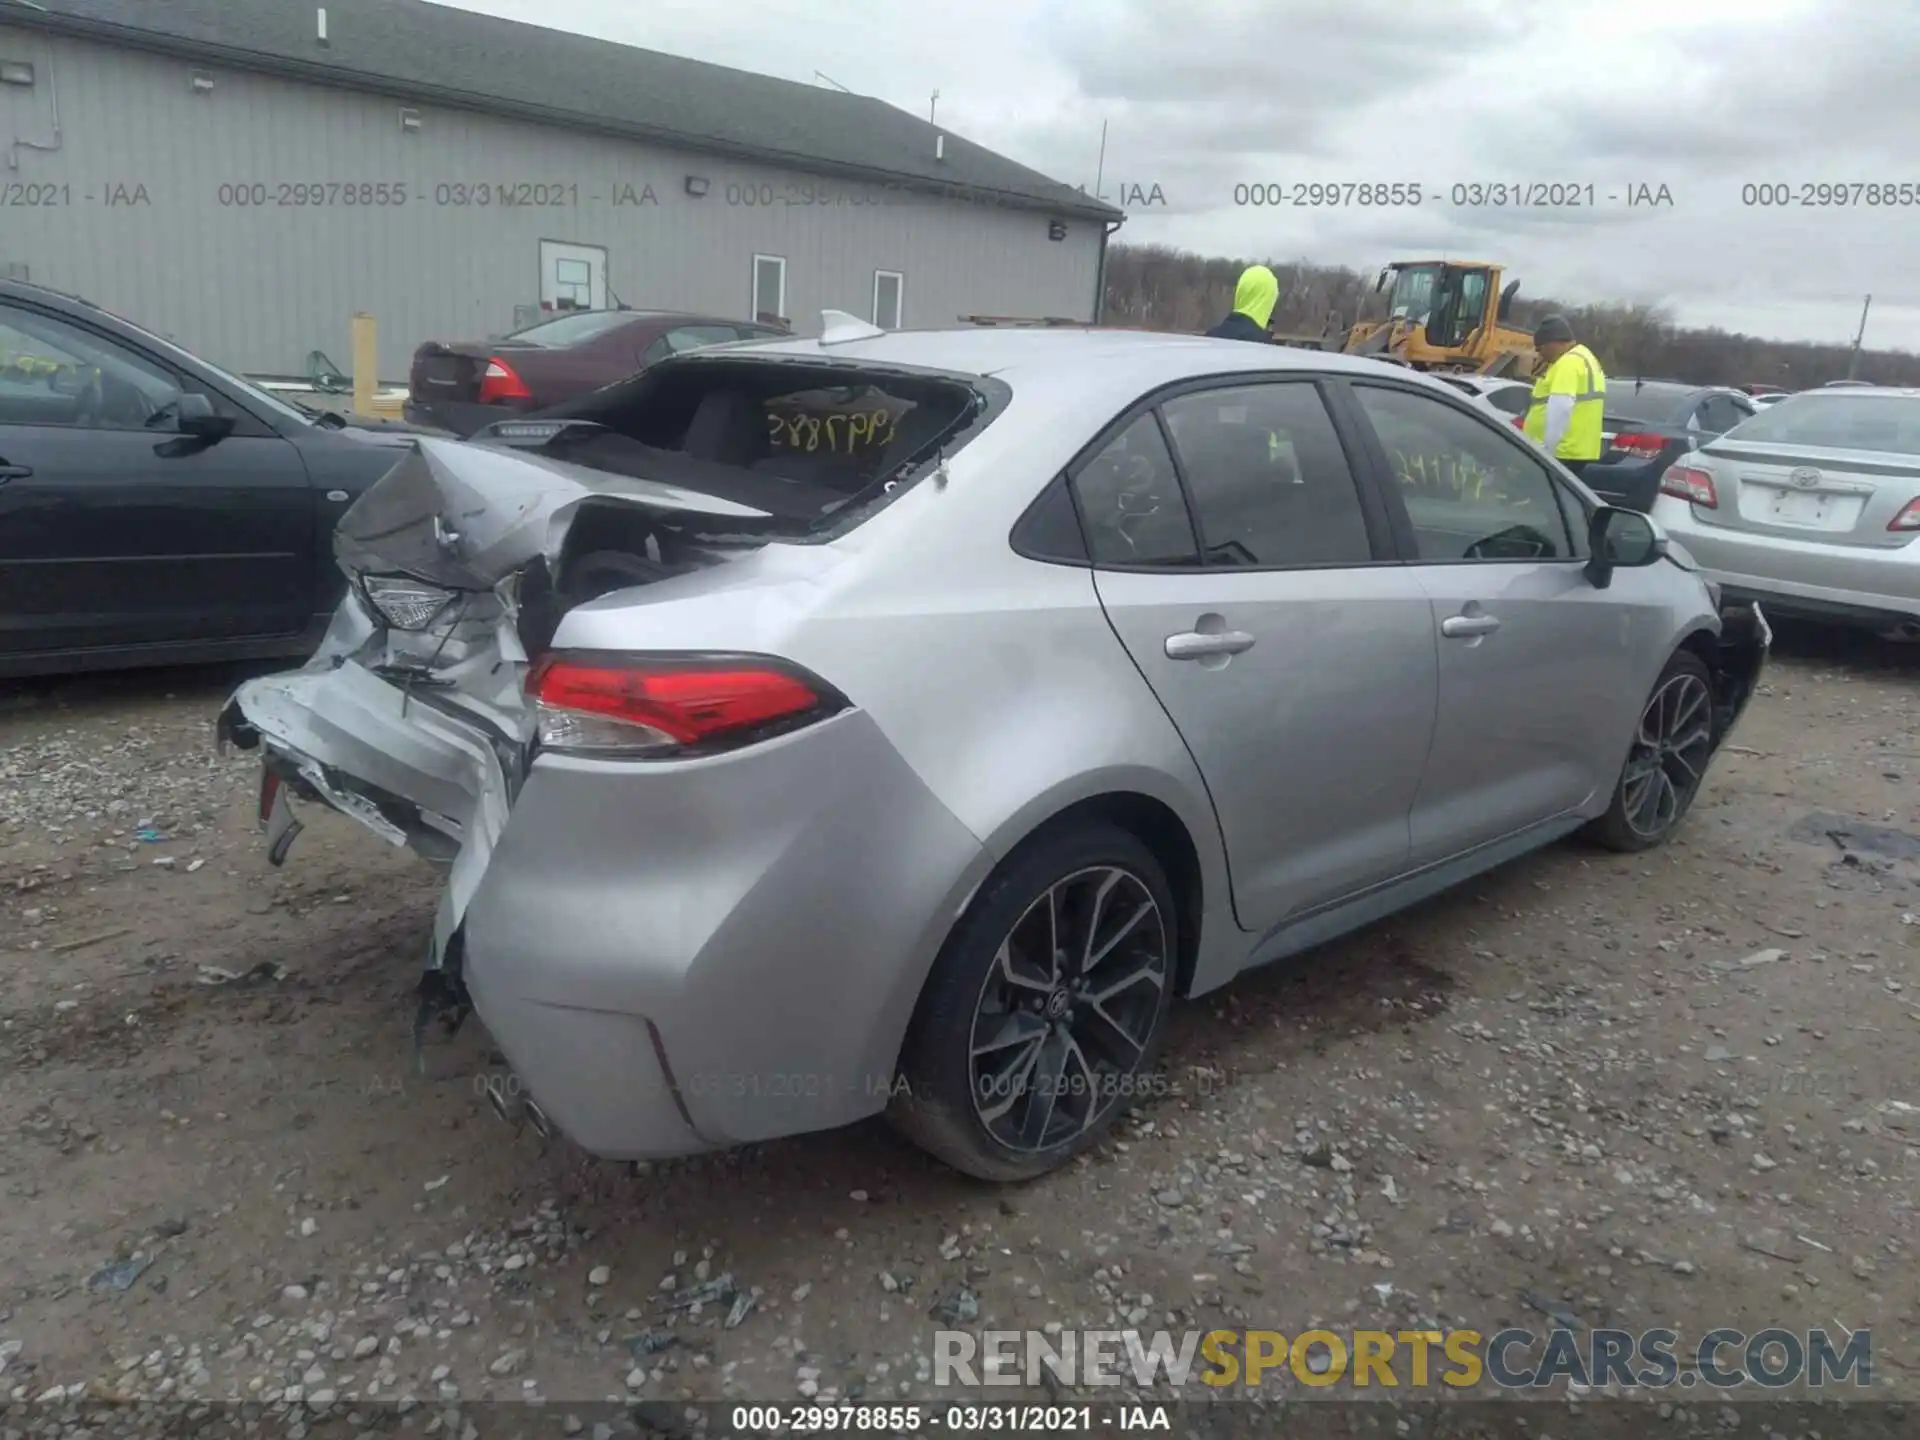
[1740,481,1864,531]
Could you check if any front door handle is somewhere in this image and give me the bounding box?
[1165,629,1256,660]
[0,462,31,482]
[1441,613,1501,638]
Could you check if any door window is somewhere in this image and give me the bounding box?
[1353,384,1574,561]
[1068,414,1200,567]
[1160,382,1373,567]
[0,302,184,431]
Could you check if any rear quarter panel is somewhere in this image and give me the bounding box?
[548,387,1244,994]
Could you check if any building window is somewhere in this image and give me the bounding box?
[552,258,593,310]
[752,254,786,328]
[872,270,904,330]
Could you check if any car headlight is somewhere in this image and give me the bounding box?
[359,574,458,630]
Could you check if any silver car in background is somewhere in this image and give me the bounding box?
[218,320,1768,1182]
[1653,387,1920,639]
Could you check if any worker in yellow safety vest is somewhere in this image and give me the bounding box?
[1523,314,1607,477]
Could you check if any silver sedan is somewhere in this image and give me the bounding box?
[219,320,1769,1181]
[1652,386,1920,639]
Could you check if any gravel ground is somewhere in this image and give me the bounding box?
[1,627,1916,1436]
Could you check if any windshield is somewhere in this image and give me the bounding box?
[502,310,637,347]
[1721,394,1920,454]
[1385,265,1440,324]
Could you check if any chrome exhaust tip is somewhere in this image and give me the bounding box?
[483,1075,522,1127]
[524,1097,554,1141]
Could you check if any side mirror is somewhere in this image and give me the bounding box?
[176,391,235,441]
[1585,505,1666,589]
[1374,268,1390,294]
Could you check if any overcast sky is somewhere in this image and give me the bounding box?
[445,0,1917,350]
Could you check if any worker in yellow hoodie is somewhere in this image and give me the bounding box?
[1206,265,1279,342]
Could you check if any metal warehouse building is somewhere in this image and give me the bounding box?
[0,0,1122,378]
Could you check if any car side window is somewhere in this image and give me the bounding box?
[1069,413,1201,567]
[1352,383,1574,562]
[1488,385,1531,418]
[1699,394,1745,432]
[1158,382,1373,567]
[0,302,184,432]
[666,325,741,353]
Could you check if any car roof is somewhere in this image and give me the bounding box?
[509,309,776,334]
[712,326,1482,409]
[0,277,97,312]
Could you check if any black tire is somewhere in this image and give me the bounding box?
[1585,649,1717,853]
[888,822,1178,1182]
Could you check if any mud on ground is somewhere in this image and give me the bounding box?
[1,625,1916,1427]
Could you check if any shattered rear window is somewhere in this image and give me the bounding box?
[519,356,1000,533]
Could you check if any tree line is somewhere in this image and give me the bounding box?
[1101,243,1917,389]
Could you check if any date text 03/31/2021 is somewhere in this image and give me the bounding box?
[1229,182,1675,208]
[728,1404,1168,1433]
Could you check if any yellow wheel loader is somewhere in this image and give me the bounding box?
[1275,260,1539,377]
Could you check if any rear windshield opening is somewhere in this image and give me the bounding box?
[534,357,991,530]
[1724,394,1920,454]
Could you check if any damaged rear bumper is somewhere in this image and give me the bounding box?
[223,661,993,1164]
[219,660,521,966]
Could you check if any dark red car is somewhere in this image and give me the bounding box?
[405,309,789,436]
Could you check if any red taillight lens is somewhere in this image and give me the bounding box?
[1512,415,1526,429]
[1890,497,1920,532]
[1611,431,1667,459]
[1660,465,1718,508]
[476,356,533,405]
[526,653,844,756]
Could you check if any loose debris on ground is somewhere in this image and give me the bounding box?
[1,633,1916,1431]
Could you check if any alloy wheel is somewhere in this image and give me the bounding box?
[966,866,1168,1154]
[1620,671,1714,839]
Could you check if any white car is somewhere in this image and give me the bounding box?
[1652,386,1920,639]
[1435,374,1534,430]
[1748,392,1792,409]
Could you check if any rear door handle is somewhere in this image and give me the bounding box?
[1441,613,1501,638]
[0,463,31,482]
[1165,629,1256,660]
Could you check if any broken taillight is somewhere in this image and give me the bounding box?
[526,652,849,757]
[477,356,533,405]
[1890,497,1920,532]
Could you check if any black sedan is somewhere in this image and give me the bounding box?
[1580,379,1758,512]
[0,279,426,678]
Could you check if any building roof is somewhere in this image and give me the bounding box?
[0,0,1122,222]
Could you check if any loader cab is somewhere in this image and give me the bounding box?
[1381,263,1442,327]
[1424,265,1501,349]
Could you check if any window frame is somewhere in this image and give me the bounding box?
[751,253,787,326]
[0,297,273,439]
[1331,375,1590,567]
[1028,372,1401,574]
[872,269,905,331]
